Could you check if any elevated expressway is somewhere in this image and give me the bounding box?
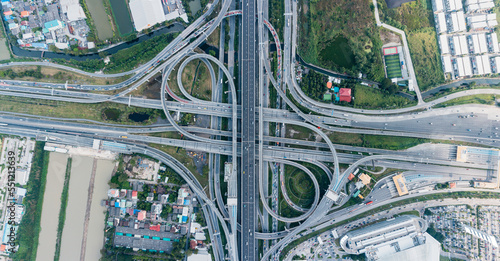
[1,2,500,260]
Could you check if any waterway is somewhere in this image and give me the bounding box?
[59,155,93,261]
[8,23,185,61]
[108,0,134,36]
[84,159,115,261]
[35,152,68,261]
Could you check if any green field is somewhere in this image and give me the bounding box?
[319,36,356,70]
[298,0,385,81]
[384,54,402,78]
[353,84,416,109]
[285,166,315,208]
[379,0,444,90]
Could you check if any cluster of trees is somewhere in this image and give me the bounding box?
[0,66,43,79]
[380,78,399,95]
[162,166,185,185]
[160,205,173,219]
[109,171,131,189]
[299,0,385,82]
[300,70,328,101]
[435,182,450,190]
[13,142,47,261]
[427,223,445,243]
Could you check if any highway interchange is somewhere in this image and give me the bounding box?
[1,0,500,260]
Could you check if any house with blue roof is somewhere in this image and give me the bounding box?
[44,20,64,31]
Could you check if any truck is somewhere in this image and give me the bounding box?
[120,136,128,138]
[287,19,290,27]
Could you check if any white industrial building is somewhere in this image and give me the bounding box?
[340,216,440,261]
[468,13,498,30]
[436,13,447,33]
[432,0,499,78]
[452,35,468,56]
[59,0,86,22]
[446,0,463,11]
[449,11,467,32]
[493,57,500,73]
[490,33,500,53]
[471,33,489,54]
[442,55,453,73]
[465,0,495,13]
[433,0,444,13]
[439,35,450,54]
[129,0,167,32]
[455,56,473,77]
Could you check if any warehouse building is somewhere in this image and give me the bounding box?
[489,33,499,53]
[493,57,500,73]
[468,13,498,31]
[435,13,447,33]
[446,0,463,11]
[471,33,489,54]
[433,0,444,13]
[454,56,473,77]
[451,35,468,56]
[129,0,167,32]
[60,0,86,22]
[473,54,492,74]
[465,0,495,13]
[442,56,453,73]
[449,11,467,32]
[340,216,439,261]
[439,35,450,54]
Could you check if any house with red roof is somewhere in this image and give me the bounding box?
[338,88,352,102]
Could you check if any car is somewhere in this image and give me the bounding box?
[467,129,471,131]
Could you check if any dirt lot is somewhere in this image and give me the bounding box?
[380,28,402,45]
[131,73,162,99]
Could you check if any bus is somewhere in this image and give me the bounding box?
[366,201,373,205]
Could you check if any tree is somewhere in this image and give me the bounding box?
[160,205,173,219]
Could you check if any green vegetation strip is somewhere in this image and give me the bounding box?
[13,142,48,261]
[280,190,500,260]
[434,94,496,108]
[53,32,177,73]
[54,158,72,261]
[0,95,163,125]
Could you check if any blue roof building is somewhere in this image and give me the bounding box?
[44,20,64,31]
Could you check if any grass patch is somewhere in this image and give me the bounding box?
[181,60,212,101]
[298,0,385,81]
[328,132,428,150]
[434,94,496,108]
[54,158,72,261]
[0,95,163,125]
[379,0,444,90]
[285,166,314,208]
[13,142,48,261]
[395,210,420,217]
[352,84,416,109]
